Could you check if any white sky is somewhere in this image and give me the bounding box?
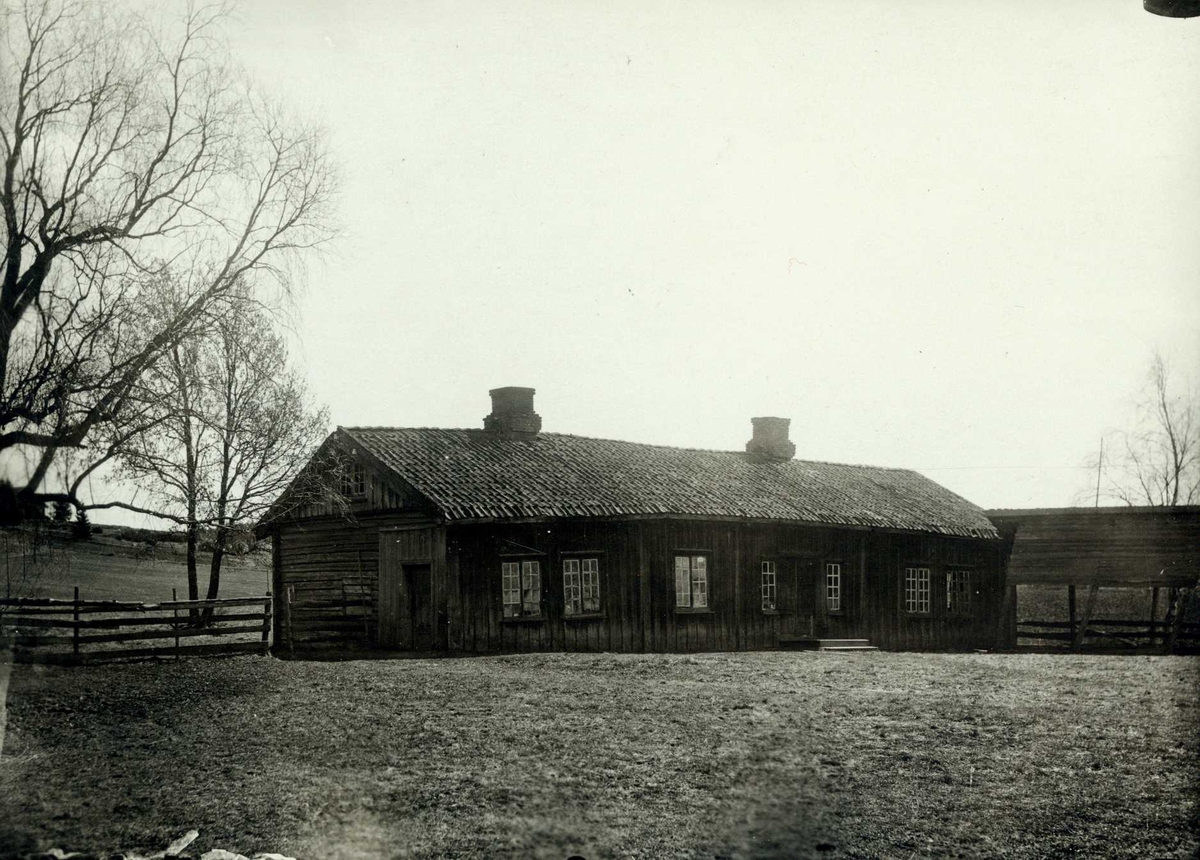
[106,1,1200,521]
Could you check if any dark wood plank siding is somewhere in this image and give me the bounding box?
[450,520,643,654]
[277,447,436,521]
[986,507,1200,586]
[445,519,1004,654]
[276,513,1005,653]
[275,511,435,645]
[852,531,1006,651]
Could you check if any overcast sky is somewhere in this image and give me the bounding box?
[120,1,1200,518]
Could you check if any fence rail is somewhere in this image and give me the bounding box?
[0,588,272,664]
[1017,618,1200,650]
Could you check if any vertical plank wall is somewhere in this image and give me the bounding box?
[446,519,1006,654]
[277,513,1006,653]
[276,511,435,646]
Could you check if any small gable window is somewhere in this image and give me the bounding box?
[825,562,842,612]
[946,569,972,614]
[340,463,366,498]
[502,560,542,618]
[904,566,931,614]
[563,557,601,616]
[761,560,777,611]
[675,554,709,610]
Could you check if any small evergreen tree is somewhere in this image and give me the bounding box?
[53,500,72,524]
[72,508,93,541]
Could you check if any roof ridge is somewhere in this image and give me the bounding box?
[339,426,916,473]
[330,426,997,538]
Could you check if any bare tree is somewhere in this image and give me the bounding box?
[0,0,338,513]
[197,305,330,621]
[1087,351,1200,507]
[116,292,330,621]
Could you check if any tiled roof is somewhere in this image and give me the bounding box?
[341,427,998,539]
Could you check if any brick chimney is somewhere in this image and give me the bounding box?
[484,386,542,435]
[746,416,795,460]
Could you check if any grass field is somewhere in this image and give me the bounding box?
[1017,584,1198,624]
[2,532,270,603]
[1,651,1197,860]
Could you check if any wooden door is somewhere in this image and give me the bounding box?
[378,526,437,649]
[405,563,434,650]
[780,558,817,638]
[806,559,831,638]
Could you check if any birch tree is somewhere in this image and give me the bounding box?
[117,293,330,621]
[1088,351,1200,507]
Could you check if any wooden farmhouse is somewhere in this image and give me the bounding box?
[262,387,1009,653]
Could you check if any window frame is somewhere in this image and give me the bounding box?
[562,553,605,619]
[824,560,844,615]
[945,567,974,617]
[760,559,778,614]
[501,557,544,621]
[673,552,712,613]
[902,564,932,617]
[340,463,366,499]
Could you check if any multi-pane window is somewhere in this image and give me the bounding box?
[904,566,931,614]
[340,463,365,498]
[502,560,542,618]
[564,557,602,616]
[761,561,776,611]
[826,562,842,612]
[946,569,972,614]
[674,555,708,609]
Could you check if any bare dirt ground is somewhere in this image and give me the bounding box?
[0,651,1196,860]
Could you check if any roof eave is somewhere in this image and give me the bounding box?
[438,510,999,539]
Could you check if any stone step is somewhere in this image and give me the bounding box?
[778,637,878,652]
[819,645,880,652]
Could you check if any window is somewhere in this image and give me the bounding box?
[564,557,602,616]
[826,562,842,612]
[761,561,776,611]
[502,560,542,618]
[340,463,365,498]
[904,566,931,614]
[946,569,972,614]
[674,554,708,609]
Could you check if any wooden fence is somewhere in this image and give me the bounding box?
[0,588,272,664]
[1017,618,1200,651]
[1015,582,1200,652]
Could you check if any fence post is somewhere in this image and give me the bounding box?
[173,587,180,661]
[1067,585,1077,642]
[72,586,80,662]
[1072,584,1099,651]
[286,585,294,653]
[261,591,272,655]
[1163,587,1179,653]
[1149,587,1160,646]
[1166,587,1191,653]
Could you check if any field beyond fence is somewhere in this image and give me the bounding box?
[0,591,272,664]
[1016,583,1200,652]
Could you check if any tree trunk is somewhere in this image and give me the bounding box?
[185,520,200,624]
[201,525,227,626]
